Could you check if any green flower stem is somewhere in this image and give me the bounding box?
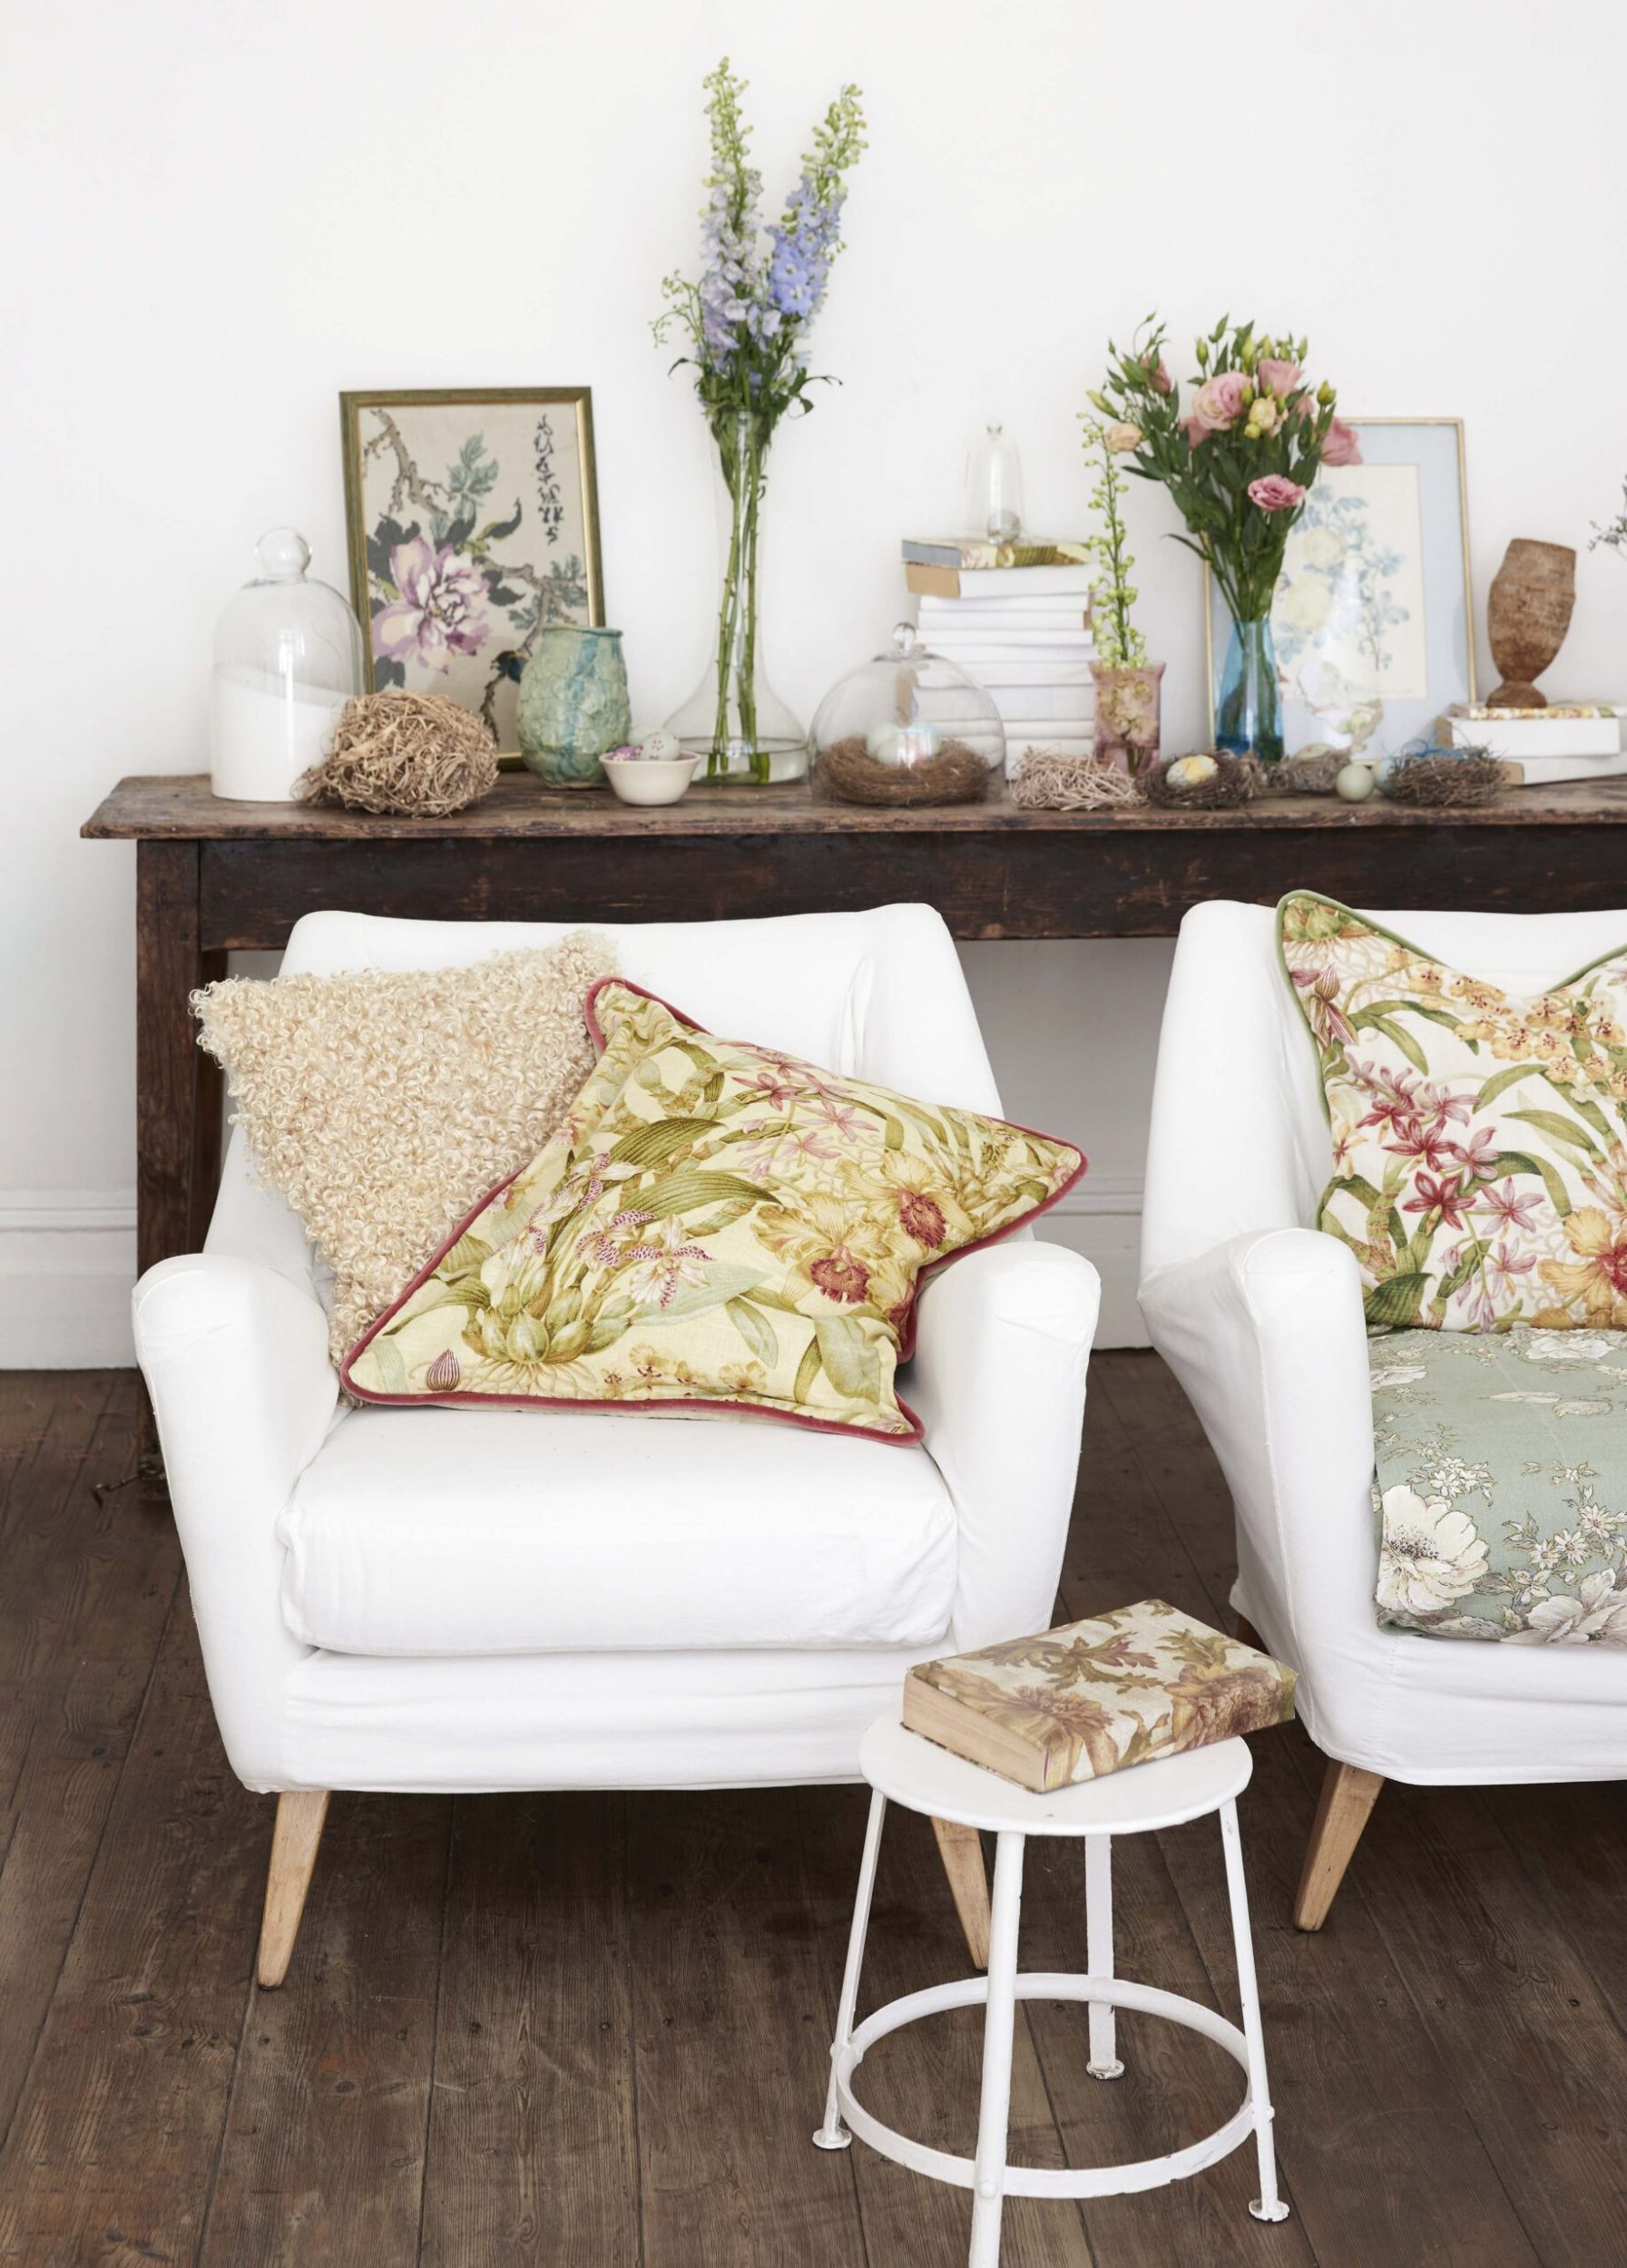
[709,412,771,782]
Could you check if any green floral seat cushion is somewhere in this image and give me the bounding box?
[1372,1325,1627,1643]
[343,977,1085,1442]
[1279,891,1627,1332]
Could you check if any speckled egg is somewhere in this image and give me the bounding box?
[1165,753,1219,792]
[638,727,683,761]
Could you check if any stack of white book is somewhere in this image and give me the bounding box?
[903,541,1096,765]
[1446,702,1626,786]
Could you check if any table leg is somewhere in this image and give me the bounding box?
[135,841,214,1461]
[1084,1832,1123,2079]
[1220,1797,1290,2224]
[814,1788,887,2150]
[968,1828,1024,2268]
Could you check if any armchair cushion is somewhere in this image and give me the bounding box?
[1279,890,1627,1331]
[193,931,617,1360]
[1373,1325,1627,1644]
[278,1404,957,1656]
[345,976,1084,1442]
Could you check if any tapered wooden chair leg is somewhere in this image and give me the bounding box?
[257,1789,329,1987]
[931,1813,991,1970]
[1295,1760,1383,1931]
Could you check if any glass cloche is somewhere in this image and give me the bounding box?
[809,624,1005,805]
[210,527,365,801]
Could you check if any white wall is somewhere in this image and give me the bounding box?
[6,0,1625,1363]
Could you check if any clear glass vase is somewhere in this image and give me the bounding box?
[666,412,806,784]
[1214,615,1285,766]
[1091,660,1165,777]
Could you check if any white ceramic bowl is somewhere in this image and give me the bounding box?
[603,753,701,807]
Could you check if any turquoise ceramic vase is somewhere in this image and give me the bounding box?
[517,626,632,788]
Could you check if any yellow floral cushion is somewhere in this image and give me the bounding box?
[343,978,1085,1439]
[1279,891,1627,1330]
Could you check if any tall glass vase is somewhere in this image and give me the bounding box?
[667,411,806,784]
[1213,614,1285,767]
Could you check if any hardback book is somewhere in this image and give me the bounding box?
[925,635,1096,660]
[906,562,1096,601]
[903,1600,1297,1793]
[916,602,1093,631]
[903,538,1091,570]
[1507,751,1627,786]
[1002,725,1095,750]
[962,659,1097,688]
[986,687,1095,723]
[1446,702,1621,758]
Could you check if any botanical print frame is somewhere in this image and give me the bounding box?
[340,388,604,747]
[1206,418,1475,759]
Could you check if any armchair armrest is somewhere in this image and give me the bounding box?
[1138,1228,1375,1686]
[132,1255,340,1787]
[910,1240,1100,1648]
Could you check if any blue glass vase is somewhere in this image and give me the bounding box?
[1214,615,1284,767]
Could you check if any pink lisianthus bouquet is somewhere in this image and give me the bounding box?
[1089,315,1357,626]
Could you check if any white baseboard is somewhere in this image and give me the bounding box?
[0,1175,1148,1369]
[1038,1172,1146,1349]
[0,1189,138,1366]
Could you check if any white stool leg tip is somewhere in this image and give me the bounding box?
[1086,2058,1125,2081]
[1250,2198,1290,2224]
[811,2126,852,2152]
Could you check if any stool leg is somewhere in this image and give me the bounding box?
[814,1789,887,2150]
[1084,1832,1123,2079]
[968,1829,1024,2268]
[1219,1797,1290,2224]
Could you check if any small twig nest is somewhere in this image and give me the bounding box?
[1381,748,1510,808]
[1142,749,1265,808]
[298,690,499,816]
[1267,746,1346,795]
[816,735,989,807]
[1009,751,1143,811]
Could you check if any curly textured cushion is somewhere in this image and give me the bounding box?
[193,933,617,1363]
[343,977,1086,1440]
[1279,890,1627,1331]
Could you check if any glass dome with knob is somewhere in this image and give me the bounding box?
[210,528,365,801]
[809,624,1005,805]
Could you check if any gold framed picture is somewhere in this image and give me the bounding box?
[340,387,604,745]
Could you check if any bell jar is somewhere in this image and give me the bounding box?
[211,528,365,801]
[809,624,1005,806]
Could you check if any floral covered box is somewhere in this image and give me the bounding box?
[903,1602,1296,1793]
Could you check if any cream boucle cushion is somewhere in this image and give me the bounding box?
[193,933,616,1362]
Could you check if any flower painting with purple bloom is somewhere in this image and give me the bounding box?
[342,389,604,743]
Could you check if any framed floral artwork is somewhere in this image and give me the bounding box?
[340,388,604,745]
[1206,418,1474,759]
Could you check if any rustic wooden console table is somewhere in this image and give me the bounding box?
[84,769,1627,1289]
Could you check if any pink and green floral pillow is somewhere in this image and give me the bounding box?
[1279,892,1627,1331]
[344,978,1085,1440]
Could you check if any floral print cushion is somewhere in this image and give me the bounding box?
[1372,1327,1627,1644]
[1279,891,1627,1331]
[343,977,1085,1441]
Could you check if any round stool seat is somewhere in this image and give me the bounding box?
[859,1717,1252,1836]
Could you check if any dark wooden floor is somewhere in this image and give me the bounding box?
[1,1360,1623,2267]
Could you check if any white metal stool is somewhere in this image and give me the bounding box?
[814,1716,1289,2265]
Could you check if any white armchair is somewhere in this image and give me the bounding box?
[134,904,1100,1984]
[1140,900,1627,1928]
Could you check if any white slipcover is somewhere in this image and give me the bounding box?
[134,905,1100,1796]
[1140,900,1627,1786]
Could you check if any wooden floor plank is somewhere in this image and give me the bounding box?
[197,1791,452,2268]
[418,1791,640,2268]
[0,1583,266,2266]
[0,1374,179,2157]
[799,1784,1095,2268]
[627,1785,867,2268]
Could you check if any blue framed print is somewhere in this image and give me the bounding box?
[1207,418,1475,759]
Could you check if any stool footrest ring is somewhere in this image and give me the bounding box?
[837,1971,1259,2202]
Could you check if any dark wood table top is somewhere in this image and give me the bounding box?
[82,769,1627,843]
